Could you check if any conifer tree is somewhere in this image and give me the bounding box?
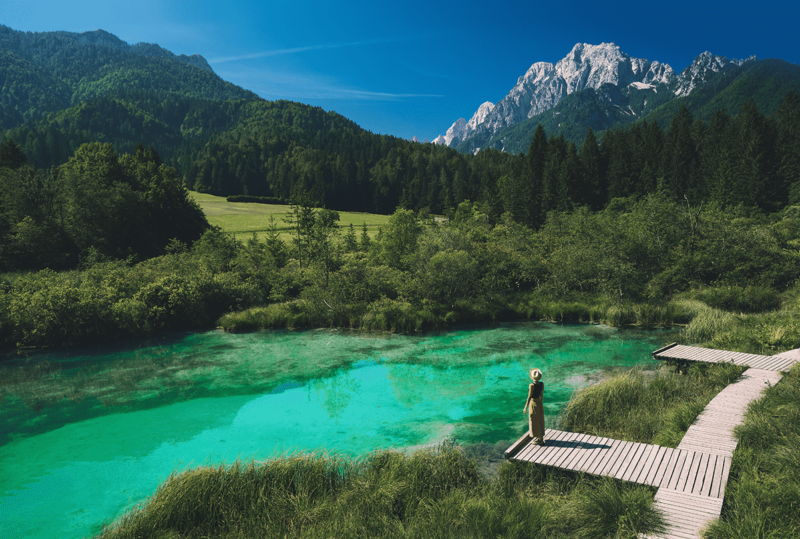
[578,128,604,209]
[775,92,800,205]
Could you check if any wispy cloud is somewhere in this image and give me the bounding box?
[217,66,444,102]
[339,89,445,100]
[210,38,398,64]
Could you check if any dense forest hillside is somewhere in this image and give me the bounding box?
[0,25,255,131]
[2,27,800,237]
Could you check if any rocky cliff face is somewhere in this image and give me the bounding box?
[433,43,754,151]
[672,52,757,97]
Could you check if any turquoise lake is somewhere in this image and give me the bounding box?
[0,322,675,539]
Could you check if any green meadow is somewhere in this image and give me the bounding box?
[189,192,392,241]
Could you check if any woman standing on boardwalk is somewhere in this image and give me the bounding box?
[523,368,545,445]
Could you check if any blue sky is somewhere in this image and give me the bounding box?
[3,0,798,140]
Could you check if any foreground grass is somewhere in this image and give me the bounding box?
[96,443,664,539]
[189,191,392,242]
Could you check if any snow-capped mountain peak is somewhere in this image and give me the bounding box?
[431,43,754,150]
[673,52,758,97]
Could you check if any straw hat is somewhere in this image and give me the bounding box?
[529,368,542,381]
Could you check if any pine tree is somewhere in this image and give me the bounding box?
[344,223,358,252]
[775,91,800,206]
[360,222,371,252]
[733,99,774,210]
[578,128,604,209]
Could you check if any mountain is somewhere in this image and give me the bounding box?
[0,25,255,131]
[433,43,777,153]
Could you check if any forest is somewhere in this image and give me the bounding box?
[1,93,800,353]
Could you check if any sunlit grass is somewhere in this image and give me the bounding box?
[189,191,392,241]
[95,442,665,539]
[559,363,745,446]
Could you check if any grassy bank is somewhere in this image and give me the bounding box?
[560,363,746,447]
[218,292,692,333]
[95,442,664,539]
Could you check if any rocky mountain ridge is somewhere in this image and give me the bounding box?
[431,42,757,151]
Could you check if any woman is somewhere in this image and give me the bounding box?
[522,368,545,445]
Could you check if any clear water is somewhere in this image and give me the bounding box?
[0,322,675,539]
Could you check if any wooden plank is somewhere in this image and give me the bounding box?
[652,342,678,356]
[718,456,732,498]
[679,434,738,447]
[628,443,657,484]
[644,446,669,486]
[674,450,698,492]
[579,436,614,474]
[603,440,634,477]
[560,433,596,471]
[690,453,711,496]
[549,432,585,469]
[515,430,557,463]
[653,447,679,488]
[699,454,720,497]
[666,450,690,490]
[519,428,563,461]
[655,492,724,514]
[619,442,647,482]
[587,437,623,475]
[542,431,580,467]
[709,456,727,499]
[685,451,707,494]
[504,432,531,459]
[558,433,589,470]
[533,430,573,466]
[654,489,724,510]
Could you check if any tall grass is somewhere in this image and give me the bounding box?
[96,443,664,539]
[560,363,745,446]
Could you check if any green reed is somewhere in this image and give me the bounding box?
[96,440,665,539]
[560,363,745,445]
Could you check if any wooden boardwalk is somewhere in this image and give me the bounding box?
[653,343,797,372]
[505,345,793,539]
[505,429,731,497]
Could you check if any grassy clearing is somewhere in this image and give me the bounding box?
[189,191,392,242]
[95,442,664,539]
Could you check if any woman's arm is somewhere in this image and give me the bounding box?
[523,384,533,413]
